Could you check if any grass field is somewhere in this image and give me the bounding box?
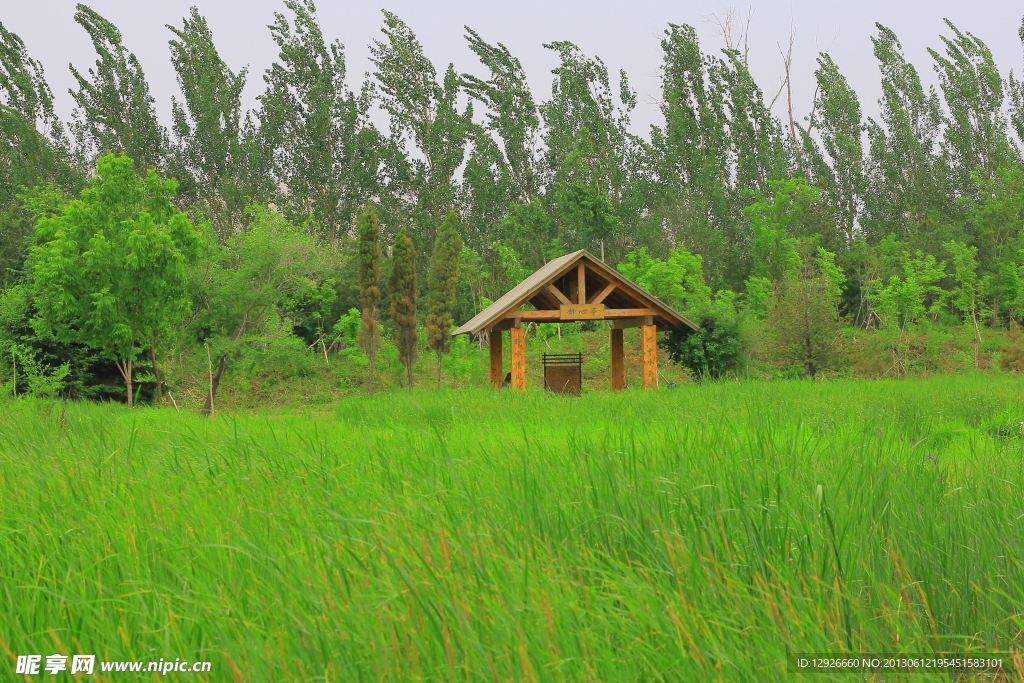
[3,376,1024,681]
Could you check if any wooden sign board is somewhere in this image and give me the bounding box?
[559,304,605,319]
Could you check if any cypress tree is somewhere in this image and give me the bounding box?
[389,225,417,387]
[426,211,463,385]
[356,206,382,395]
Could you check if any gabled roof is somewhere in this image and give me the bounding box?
[452,249,698,336]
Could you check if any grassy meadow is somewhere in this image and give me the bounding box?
[3,376,1024,681]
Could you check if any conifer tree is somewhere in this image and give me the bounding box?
[426,212,462,385]
[356,206,382,395]
[389,225,418,387]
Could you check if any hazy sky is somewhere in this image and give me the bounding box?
[3,1,1023,138]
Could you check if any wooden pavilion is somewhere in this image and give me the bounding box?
[451,249,698,391]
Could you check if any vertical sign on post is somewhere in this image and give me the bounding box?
[642,324,657,389]
[489,329,503,388]
[510,326,526,391]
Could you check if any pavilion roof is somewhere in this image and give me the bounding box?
[452,249,698,336]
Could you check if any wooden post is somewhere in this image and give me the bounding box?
[489,329,503,388]
[641,323,658,389]
[610,328,624,390]
[577,262,586,304]
[510,324,526,391]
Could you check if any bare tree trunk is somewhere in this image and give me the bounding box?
[436,351,443,388]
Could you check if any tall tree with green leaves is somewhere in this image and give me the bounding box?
[929,21,1016,197]
[863,25,950,248]
[29,154,201,407]
[804,53,865,247]
[260,0,379,241]
[69,5,167,173]
[356,206,382,395]
[167,6,259,233]
[541,41,638,263]
[389,225,418,387]
[426,211,462,385]
[462,27,541,205]
[0,22,81,282]
[963,166,1024,325]
[460,28,542,255]
[370,11,472,249]
[646,24,787,289]
[0,22,80,208]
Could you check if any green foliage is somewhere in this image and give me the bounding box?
[617,246,711,311]
[765,252,845,379]
[333,308,361,345]
[356,205,382,394]
[870,248,946,328]
[389,225,417,387]
[998,321,1024,372]
[425,212,462,384]
[742,178,824,282]
[191,205,330,411]
[69,5,167,172]
[5,343,69,397]
[29,153,200,406]
[370,11,471,247]
[261,0,376,241]
[805,54,864,243]
[660,295,743,379]
[167,6,256,233]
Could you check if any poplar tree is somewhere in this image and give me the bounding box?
[370,11,472,248]
[389,226,418,387]
[0,20,76,202]
[70,5,167,173]
[541,41,637,263]
[426,212,462,385]
[356,206,382,395]
[167,7,255,232]
[805,54,865,247]
[863,25,948,246]
[261,0,377,241]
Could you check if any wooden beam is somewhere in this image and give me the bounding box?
[610,316,645,329]
[489,330,503,388]
[641,324,658,389]
[588,281,616,305]
[577,262,586,304]
[503,308,657,321]
[546,284,572,305]
[510,326,526,391]
[489,319,516,333]
[610,328,624,391]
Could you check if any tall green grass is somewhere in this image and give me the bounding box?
[2,376,1024,681]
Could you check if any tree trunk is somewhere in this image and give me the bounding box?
[202,353,228,415]
[436,351,443,387]
[992,282,1001,330]
[117,358,134,408]
[406,359,414,390]
[367,352,376,396]
[150,344,163,405]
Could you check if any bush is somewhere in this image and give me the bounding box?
[660,298,743,380]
